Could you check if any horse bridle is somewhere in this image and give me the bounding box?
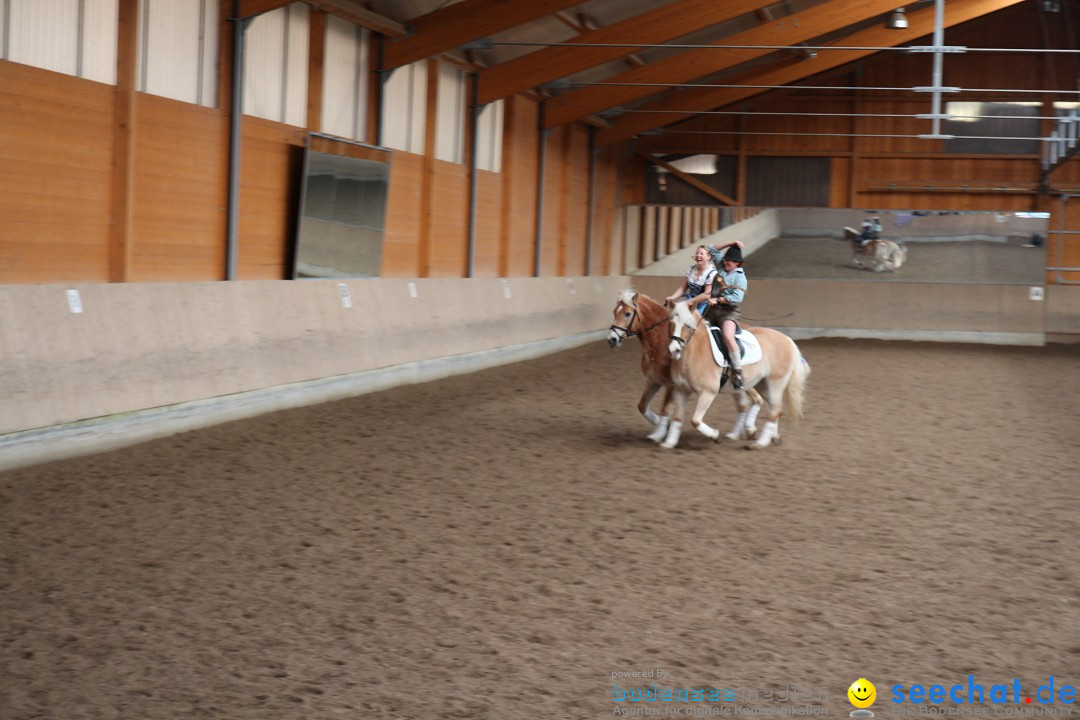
[609,302,669,341]
[669,307,701,350]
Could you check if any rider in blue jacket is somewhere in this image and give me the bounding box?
[704,242,748,389]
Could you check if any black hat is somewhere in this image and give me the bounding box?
[724,245,744,264]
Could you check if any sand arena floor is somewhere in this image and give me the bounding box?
[2,335,1079,720]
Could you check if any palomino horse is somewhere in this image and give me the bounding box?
[664,301,809,450]
[844,227,907,272]
[608,290,763,443]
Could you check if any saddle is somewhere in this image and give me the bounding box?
[705,324,762,368]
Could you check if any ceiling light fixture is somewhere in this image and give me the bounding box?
[886,7,909,29]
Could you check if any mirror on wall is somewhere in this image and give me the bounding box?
[746,208,1048,285]
[292,140,392,279]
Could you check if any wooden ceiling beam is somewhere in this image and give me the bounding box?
[554,11,646,69]
[544,0,910,129]
[637,151,740,206]
[595,0,1028,145]
[477,0,777,106]
[383,0,584,70]
[237,0,405,36]
[237,0,291,18]
[306,1,405,36]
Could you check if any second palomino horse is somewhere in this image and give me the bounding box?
[664,301,810,450]
[844,226,907,272]
[608,290,763,443]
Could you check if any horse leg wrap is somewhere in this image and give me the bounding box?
[643,408,661,426]
[695,421,720,441]
[660,421,682,449]
[743,404,761,437]
[725,412,747,440]
[647,417,670,443]
[754,420,778,447]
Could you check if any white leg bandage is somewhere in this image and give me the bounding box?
[725,412,747,440]
[696,422,720,441]
[643,408,661,426]
[754,420,778,447]
[660,421,683,449]
[743,404,761,436]
[647,417,670,443]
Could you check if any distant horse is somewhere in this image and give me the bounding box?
[844,226,907,272]
[664,301,809,450]
[608,290,763,444]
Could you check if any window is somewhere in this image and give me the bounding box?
[945,102,1041,154]
[138,0,218,107]
[475,100,503,172]
[435,62,466,164]
[1,0,118,84]
[321,15,368,141]
[243,2,309,126]
[380,60,426,154]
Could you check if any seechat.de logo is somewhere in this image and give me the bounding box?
[891,677,1077,706]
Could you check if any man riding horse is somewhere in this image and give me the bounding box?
[703,244,748,390]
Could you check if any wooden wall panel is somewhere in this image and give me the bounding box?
[589,146,623,276]
[831,156,852,207]
[0,62,114,283]
[1051,196,1080,284]
[743,97,853,154]
[382,151,424,277]
[563,124,590,276]
[502,96,539,277]
[428,160,468,277]
[132,95,228,281]
[7,1,1080,286]
[472,170,503,278]
[237,117,306,280]
[538,128,565,277]
[856,100,932,155]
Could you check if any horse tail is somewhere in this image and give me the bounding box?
[784,349,810,420]
[892,242,907,269]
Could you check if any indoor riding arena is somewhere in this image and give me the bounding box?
[3,2,1080,720]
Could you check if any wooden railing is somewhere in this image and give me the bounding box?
[622,205,763,273]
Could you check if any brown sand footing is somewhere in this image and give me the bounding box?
[2,338,1079,719]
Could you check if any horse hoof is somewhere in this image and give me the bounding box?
[660,442,676,450]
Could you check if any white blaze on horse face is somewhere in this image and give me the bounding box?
[608,302,634,348]
[668,303,694,359]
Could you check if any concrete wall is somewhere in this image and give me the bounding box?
[1047,284,1080,340]
[5,272,1076,471]
[0,276,629,469]
[776,208,1048,242]
[629,276,1077,346]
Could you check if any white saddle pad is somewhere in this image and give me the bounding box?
[706,325,763,367]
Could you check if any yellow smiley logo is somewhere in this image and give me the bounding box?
[848,678,877,709]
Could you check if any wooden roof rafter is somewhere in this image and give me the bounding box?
[553,11,646,70]
[236,0,406,36]
[637,150,741,206]
[542,0,912,130]
[382,0,586,71]
[476,0,780,106]
[595,0,1029,145]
